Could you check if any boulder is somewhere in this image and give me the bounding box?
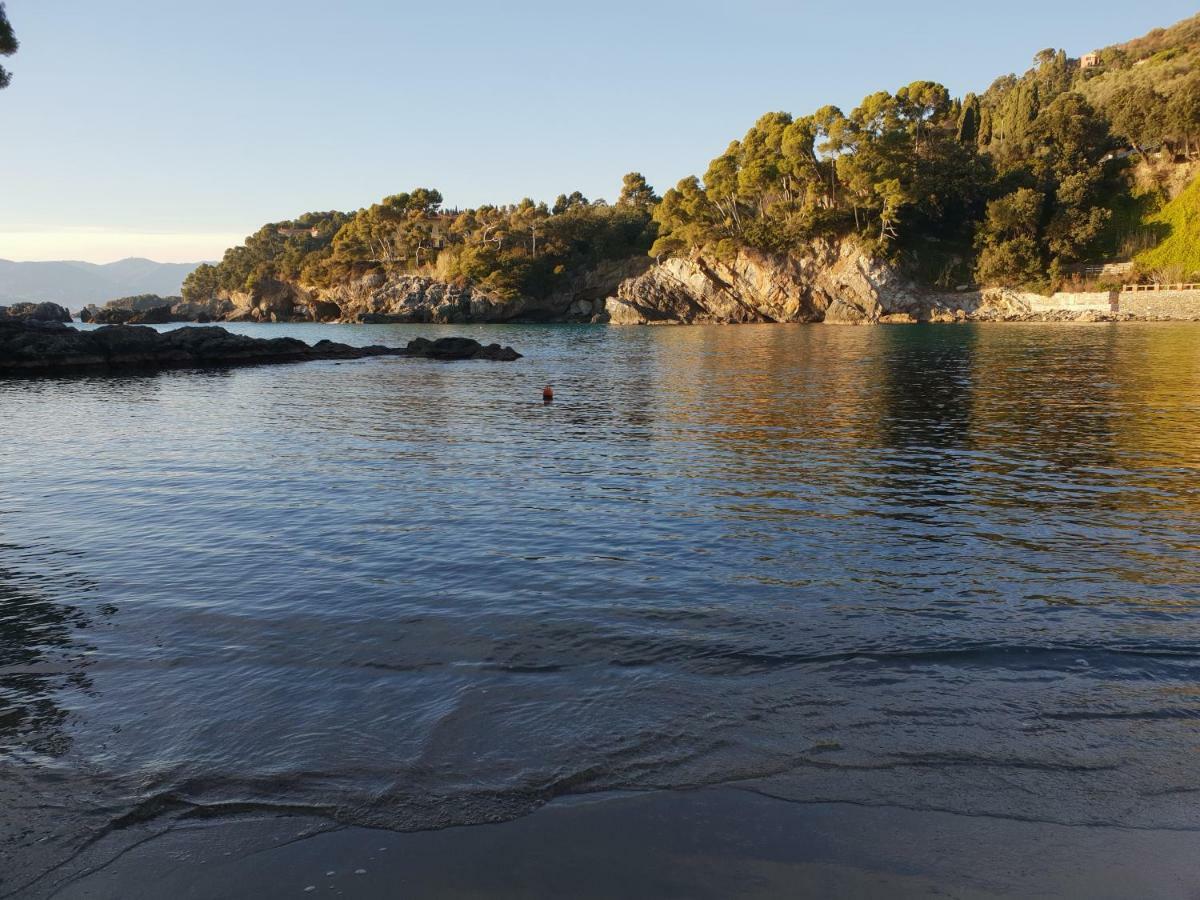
[90,307,139,325]
[128,305,177,325]
[402,336,522,361]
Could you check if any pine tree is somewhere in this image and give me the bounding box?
[0,2,17,89]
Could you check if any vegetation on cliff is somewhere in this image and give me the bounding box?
[185,14,1200,304]
[183,177,657,306]
[1135,174,1200,279]
[652,14,1200,291]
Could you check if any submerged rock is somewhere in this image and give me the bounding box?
[0,320,522,373]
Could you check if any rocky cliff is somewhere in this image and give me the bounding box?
[0,302,72,323]
[210,257,652,325]
[110,241,1155,328]
[604,242,987,325]
[81,294,236,324]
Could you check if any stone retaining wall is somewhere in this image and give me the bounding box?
[1028,291,1117,313]
[1118,290,1200,318]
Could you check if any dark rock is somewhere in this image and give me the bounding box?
[0,302,72,323]
[402,336,522,361]
[477,343,522,361]
[84,294,234,324]
[128,305,177,325]
[102,294,181,313]
[90,307,139,325]
[0,320,522,373]
[88,303,206,325]
[309,300,342,321]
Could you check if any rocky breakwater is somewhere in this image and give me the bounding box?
[0,320,521,374]
[605,243,982,325]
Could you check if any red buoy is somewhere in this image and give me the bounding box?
[543,385,554,403]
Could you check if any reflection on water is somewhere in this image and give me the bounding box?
[0,542,101,896]
[0,548,94,759]
[1,322,1199,892]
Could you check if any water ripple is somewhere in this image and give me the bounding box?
[2,321,1200,888]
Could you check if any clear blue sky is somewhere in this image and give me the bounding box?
[2,0,1195,262]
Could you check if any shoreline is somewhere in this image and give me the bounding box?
[67,312,1200,327]
[34,786,1200,899]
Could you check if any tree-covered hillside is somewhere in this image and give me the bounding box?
[652,13,1200,290]
[184,177,657,305]
[187,13,1200,303]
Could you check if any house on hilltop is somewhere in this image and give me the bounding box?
[425,213,460,249]
[1080,51,1100,69]
[277,226,321,239]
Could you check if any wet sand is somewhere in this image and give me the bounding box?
[44,787,1200,899]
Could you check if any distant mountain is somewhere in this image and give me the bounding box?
[0,258,208,311]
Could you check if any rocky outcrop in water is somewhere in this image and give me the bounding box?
[605,243,981,325]
[0,320,521,373]
[404,336,521,361]
[0,302,72,323]
[81,294,235,325]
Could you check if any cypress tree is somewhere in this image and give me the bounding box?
[958,94,981,145]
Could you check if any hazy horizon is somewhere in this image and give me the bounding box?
[2,0,1196,264]
[0,231,235,265]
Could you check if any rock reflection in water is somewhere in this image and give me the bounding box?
[0,548,96,760]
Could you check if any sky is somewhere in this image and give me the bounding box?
[1,0,1196,263]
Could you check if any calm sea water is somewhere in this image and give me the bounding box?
[2,322,1199,892]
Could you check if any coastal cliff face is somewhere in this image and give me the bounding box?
[604,243,976,325]
[215,257,652,324]
[602,241,1200,325]
[118,242,1188,328]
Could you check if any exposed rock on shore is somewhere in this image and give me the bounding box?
[78,244,1191,330]
[81,294,235,325]
[605,244,974,325]
[195,258,652,325]
[604,246,1200,325]
[0,320,521,373]
[0,302,72,323]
